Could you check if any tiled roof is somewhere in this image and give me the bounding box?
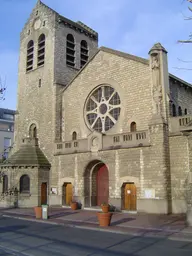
[1,138,50,168]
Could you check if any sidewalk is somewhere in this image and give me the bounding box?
[1,207,192,241]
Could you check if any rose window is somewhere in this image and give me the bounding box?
[85,85,121,133]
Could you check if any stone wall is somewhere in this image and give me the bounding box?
[62,50,152,141]
[170,78,192,116]
[169,134,190,213]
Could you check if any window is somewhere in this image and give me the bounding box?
[3,113,14,120]
[130,122,137,132]
[80,40,88,68]
[29,124,37,138]
[185,108,188,115]
[37,34,45,67]
[178,106,182,116]
[26,40,34,71]
[85,85,121,133]
[72,131,77,140]
[2,175,8,193]
[38,79,41,87]
[20,175,30,193]
[4,138,11,159]
[172,104,176,117]
[66,34,75,67]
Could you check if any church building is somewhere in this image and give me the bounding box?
[1,0,192,217]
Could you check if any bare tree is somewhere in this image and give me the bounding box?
[0,76,6,101]
[178,0,192,43]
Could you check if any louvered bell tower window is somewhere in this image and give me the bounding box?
[66,34,75,67]
[80,40,88,68]
[26,40,34,72]
[37,34,45,67]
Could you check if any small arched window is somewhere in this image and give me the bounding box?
[80,40,88,68]
[178,106,182,116]
[29,124,37,138]
[37,34,45,67]
[20,175,30,193]
[72,131,77,141]
[172,104,176,117]
[2,175,8,193]
[185,108,188,115]
[66,34,75,67]
[130,122,137,132]
[26,40,34,72]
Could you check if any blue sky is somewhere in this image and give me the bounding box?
[0,0,192,110]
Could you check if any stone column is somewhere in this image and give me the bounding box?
[149,43,170,123]
[147,43,171,214]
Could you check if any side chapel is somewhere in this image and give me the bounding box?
[1,1,192,221]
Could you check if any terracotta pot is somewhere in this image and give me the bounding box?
[97,212,113,227]
[101,205,109,213]
[34,206,42,219]
[70,202,78,210]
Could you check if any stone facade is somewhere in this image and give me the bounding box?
[1,1,192,217]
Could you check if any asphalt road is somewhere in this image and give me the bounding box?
[0,217,192,255]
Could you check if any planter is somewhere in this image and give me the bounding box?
[70,202,78,210]
[101,205,109,213]
[34,206,42,219]
[97,212,113,227]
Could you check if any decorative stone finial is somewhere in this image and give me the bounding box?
[149,43,167,54]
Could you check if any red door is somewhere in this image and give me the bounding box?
[96,165,109,206]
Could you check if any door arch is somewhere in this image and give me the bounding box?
[41,182,47,205]
[121,182,137,211]
[84,160,109,207]
[62,183,72,206]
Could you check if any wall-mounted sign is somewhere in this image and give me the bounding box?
[51,187,57,195]
[144,189,155,199]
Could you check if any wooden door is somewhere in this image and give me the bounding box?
[96,165,109,206]
[41,183,47,205]
[66,183,72,205]
[124,183,137,211]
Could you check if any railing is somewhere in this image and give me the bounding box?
[169,115,192,133]
[56,139,88,155]
[55,130,150,155]
[103,131,149,150]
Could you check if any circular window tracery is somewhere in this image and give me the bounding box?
[85,85,121,133]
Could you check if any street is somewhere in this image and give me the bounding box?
[0,216,192,256]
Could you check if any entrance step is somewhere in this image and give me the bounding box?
[122,210,137,214]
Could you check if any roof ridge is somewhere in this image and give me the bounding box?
[100,46,149,65]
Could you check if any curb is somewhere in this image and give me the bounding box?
[2,214,134,236]
[3,214,192,242]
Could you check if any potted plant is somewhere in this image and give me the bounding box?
[70,200,78,210]
[101,202,109,213]
[97,212,113,227]
[34,206,42,219]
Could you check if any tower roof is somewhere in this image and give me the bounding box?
[1,138,51,168]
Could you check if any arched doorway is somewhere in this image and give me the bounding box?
[121,182,137,211]
[84,160,109,207]
[41,182,47,205]
[62,183,72,206]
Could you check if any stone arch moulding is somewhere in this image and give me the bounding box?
[24,28,49,48]
[70,129,80,138]
[27,121,39,132]
[88,79,124,102]
[83,159,109,207]
[128,117,140,132]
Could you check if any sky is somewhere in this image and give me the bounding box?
[0,0,192,110]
